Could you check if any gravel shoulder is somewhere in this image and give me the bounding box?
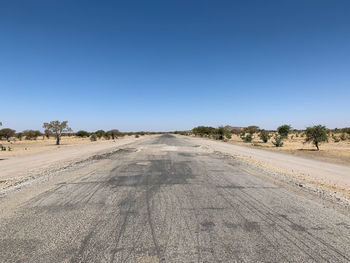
[183,135,350,206]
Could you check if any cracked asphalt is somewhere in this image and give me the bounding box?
[1,134,350,262]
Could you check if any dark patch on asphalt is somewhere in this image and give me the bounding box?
[224,221,239,229]
[243,221,261,232]
[108,175,143,187]
[178,152,194,157]
[290,223,307,232]
[200,220,216,231]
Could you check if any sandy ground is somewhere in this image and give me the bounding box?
[227,133,350,165]
[184,135,350,205]
[0,135,152,190]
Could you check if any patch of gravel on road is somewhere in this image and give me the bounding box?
[212,151,350,213]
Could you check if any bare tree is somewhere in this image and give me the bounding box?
[43,121,72,145]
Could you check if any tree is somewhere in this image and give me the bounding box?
[192,126,217,137]
[76,130,90,138]
[305,125,328,150]
[95,130,106,139]
[259,130,271,143]
[44,129,53,139]
[106,129,120,139]
[0,128,16,140]
[43,121,72,145]
[16,132,23,141]
[277,125,291,138]
[0,122,2,126]
[23,130,42,140]
[244,126,259,135]
[216,126,231,140]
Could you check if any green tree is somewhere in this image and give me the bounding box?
[23,130,42,140]
[244,126,259,135]
[106,129,120,139]
[216,126,232,140]
[44,129,53,139]
[95,130,106,139]
[305,125,328,150]
[16,132,24,141]
[0,128,16,140]
[277,125,291,138]
[76,130,90,137]
[192,126,217,137]
[259,130,271,143]
[43,121,72,145]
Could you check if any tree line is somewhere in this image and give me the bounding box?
[0,121,156,146]
[185,124,350,151]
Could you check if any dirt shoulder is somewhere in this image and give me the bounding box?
[0,135,152,190]
[184,135,350,205]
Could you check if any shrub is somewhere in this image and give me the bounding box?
[192,126,217,137]
[76,130,90,137]
[95,130,106,139]
[272,135,284,147]
[135,134,139,138]
[340,133,346,141]
[332,135,340,143]
[242,134,253,142]
[304,125,328,150]
[23,130,42,140]
[259,130,271,143]
[90,134,97,141]
[216,126,232,140]
[0,128,16,140]
[16,132,23,141]
[277,125,291,138]
[243,126,259,135]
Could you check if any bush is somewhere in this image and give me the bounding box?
[304,125,328,150]
[0,128,16,140]
[90,134,97,141]
[242,134,253,143]
[332,135,340,143]
[216,126,232,140]
[76,130,90,137]
[95,130,106,139]
[23,130,42,140]
[192,126,217,137]
[135,134,139,138]
[106,129,120,139]
[340,133,346,141]
[272,135,284,147]
[16,132,23,141]
[277,125,291,138]
[259,130,271,143]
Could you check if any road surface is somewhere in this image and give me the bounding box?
[1,134,350,262]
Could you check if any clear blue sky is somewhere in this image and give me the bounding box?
[1,0,349,132]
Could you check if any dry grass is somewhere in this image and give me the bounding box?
[228,133,350,165]
[0,136,113,158]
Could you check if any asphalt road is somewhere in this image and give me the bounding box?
[1,134,350,262]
